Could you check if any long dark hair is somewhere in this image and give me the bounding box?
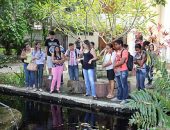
[84,40,91,50]
[22,43,29,51]
[34,41,41,54]
[54,45,61,58]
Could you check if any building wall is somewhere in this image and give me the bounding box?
[67,32,99,49]
[159,1,170,62]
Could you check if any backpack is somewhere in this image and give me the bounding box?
[121,49,134,71]
[67,49,79,58]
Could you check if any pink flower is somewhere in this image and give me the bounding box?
[157,23,162,32]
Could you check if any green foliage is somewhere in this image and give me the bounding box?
[0,0,27,55]
[0,68,25,87]
[127,90,169,129]
[154,0,167,6]
[31,0,160,41]
[0,54,18,67]
[126,57,170,129]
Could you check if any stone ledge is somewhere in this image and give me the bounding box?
[0,84,132,115]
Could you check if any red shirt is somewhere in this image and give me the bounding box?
[114,49,128,72]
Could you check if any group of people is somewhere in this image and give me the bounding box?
[21,30,157,104]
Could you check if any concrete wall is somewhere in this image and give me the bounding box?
[159,1,170,63]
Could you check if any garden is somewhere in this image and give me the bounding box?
[0,0,170,130]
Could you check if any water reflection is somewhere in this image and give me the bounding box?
[0,94,135,130]
[51,104,64,130]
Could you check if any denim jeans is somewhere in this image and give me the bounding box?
[146,65,153,84]
[94,67,97,82]
[68,65,79,80]
[115,70,129,100]
[83,69,96,96]
[24,63,35,87]
[35,64,44,89]
[136,68,146,90]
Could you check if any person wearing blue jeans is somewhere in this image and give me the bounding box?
[24,63,35,89]
[65,43,80,81]
[78,40,97,99]
[136,69,146,90]
[21,43,35,90]
[83,69,96,96]
[112,39,129,104]
[115,70,129,100]
[134,44,147,90]
[32,42,46,91]
[68,65,79,80]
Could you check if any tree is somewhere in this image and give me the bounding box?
[0,0,27,55]
[32,0,165,43]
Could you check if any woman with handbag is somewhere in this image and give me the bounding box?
[20,43,35,90]
[102,43,116,99]
[32,42,45,92]
[50,45,65,93]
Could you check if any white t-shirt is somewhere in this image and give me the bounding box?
[103,51,116,70]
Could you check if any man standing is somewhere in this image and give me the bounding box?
[65,43,80,80]
[45,31,60,79]
[75,37,81,50]
[111,39,129,104]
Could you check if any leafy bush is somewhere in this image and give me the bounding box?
[0,54,19,67]
[126,58,170,129]
[0,68,25,87]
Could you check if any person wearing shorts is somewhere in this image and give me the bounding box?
[45,30,60,79]
[102,43,116,99]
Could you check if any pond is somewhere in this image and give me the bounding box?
[0,93,136,130]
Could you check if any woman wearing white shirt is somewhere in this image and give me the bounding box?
[102,43,116,99]
[32,42,45,91]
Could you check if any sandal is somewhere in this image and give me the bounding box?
[107,95,114,99]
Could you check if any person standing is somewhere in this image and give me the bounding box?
[148,44,157,85]
[20,43,35,90]
[111,39,129,104]
[45,30,60,80]
[32,41,45,92]
[143,41,152,86]
[65,43,80,81]
[50,45,65,93]
[75,37,81,50]
[78,40,98,99]
[134,44,147,90]
[90,42,99,82]
[102,43,116,99]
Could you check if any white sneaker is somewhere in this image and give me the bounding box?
[34,88,37,92]
[48,76,52,80]
[26,87,29,91]
[39,89,43,92]
[120,100,127,105]
[111,97,121,102]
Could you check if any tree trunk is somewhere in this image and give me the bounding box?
[4,43,12,55]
